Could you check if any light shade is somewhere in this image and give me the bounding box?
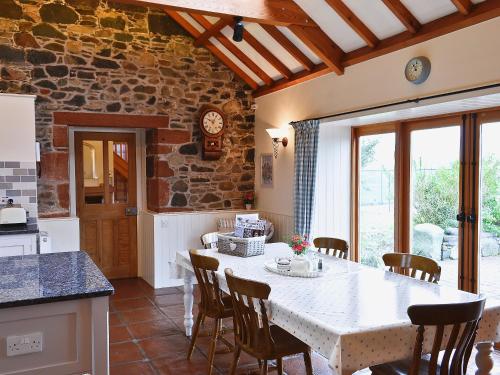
[266,128,287,139]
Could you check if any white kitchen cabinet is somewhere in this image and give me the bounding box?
[0,234,37,257]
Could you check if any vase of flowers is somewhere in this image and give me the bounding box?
[288,234,310,256]
[288,234,311,273]
[244,192,254,210]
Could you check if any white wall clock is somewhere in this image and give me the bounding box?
[405,56,431,84]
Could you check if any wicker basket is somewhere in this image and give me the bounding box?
[217,232,265,257]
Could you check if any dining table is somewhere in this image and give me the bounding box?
[176,242,500,375]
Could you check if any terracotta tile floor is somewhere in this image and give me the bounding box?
[109,278,500,375]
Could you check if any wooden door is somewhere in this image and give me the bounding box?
[75,132,137,279]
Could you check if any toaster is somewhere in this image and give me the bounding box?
[0,207,27,225]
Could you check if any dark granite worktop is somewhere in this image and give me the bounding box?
[0,217,39,236]
[0,251,114,308]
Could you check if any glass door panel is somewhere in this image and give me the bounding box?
[479,121,500,299]
[359,133,395,267]
[409,126,461,289]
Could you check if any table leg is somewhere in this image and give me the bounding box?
[183,273,194,337]
[475,342,494,375]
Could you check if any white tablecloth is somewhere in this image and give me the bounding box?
[176,243,500,375]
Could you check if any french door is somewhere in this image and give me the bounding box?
[352,108,500,295]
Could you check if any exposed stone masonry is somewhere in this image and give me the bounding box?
[0,0,255,216]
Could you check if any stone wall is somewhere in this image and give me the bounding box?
[0,0,255,216]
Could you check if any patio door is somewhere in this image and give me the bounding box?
[352,110,499,294]
[402,116,464,290]
[75,132,138,279]
[474,111,500,298]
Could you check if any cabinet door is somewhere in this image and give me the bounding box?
[0,235,37,256]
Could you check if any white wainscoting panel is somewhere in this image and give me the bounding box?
[260,211,294,242]
[139,210,261,288]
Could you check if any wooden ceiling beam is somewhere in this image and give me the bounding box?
[288,25,344,75]
[165,11,259,89]
[324,0,379,48]
[260,24,315,71]
[119,0,314,26]
[450,0,473,15]
[254,64,332,97]
[254,0,500,98]
[381,0,421,34]
[190,14,274,86]
[193,17,230,47]
[343,0,500,67]
[241,30,293,79]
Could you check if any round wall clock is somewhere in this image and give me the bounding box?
[405,56,431,84]
[199,107,226,160]
[200,108,225,137]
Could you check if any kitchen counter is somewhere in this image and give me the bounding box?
[0,251,113,308]
[0,217,39,236]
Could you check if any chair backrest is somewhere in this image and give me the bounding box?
[189,250,225,315]
[407,298,486,375]
[224,268,274,356]
[313,237,349,259]
[200,232,218,249]
[382,253,441,283]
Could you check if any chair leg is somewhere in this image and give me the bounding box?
[229,345,241,375]
[304,349,313,375]
[207,318,221,375]
[187,312,203,360]
[277,357,283,375]
[260,359,268,375]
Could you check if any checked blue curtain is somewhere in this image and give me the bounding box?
[292,119,320,237]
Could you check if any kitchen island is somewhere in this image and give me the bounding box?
[0,251,113,375]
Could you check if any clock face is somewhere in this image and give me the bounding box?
[405,57,431,84]
[202,110,224,135]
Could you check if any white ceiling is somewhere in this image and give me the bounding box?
[176,1,488,88]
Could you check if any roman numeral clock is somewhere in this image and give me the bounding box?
[199,106,226,160]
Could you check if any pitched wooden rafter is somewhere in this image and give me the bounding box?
[165,11,259,89]
[260,24,315,71]
[193,17,230,47]
[240,30,293,79]
[450,0,473,15]
[189,13,273,85]
[288,25,344,75]
[324,0,379,48]
[381,0,421,34]
[122,0,314,26]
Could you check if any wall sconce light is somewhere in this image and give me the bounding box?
[233,16,244,42]
[266,128,288,158]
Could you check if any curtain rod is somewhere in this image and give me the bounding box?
[289,82,500,125]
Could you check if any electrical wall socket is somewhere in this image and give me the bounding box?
[6,332,43,356]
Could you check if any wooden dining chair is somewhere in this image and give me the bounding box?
[382,253,442,283]
[224,268,314,375]
[313,237,349,259]
[188,250,233,375]
[200,232,218,249]
[370,297,486,375]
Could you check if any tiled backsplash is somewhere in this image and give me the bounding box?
[0,161,37,218]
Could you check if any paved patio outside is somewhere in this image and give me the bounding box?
[439,255,500,300]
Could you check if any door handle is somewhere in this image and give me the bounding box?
[125,207,138,216]
[466,214,476,224]
[456,212,466,222]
